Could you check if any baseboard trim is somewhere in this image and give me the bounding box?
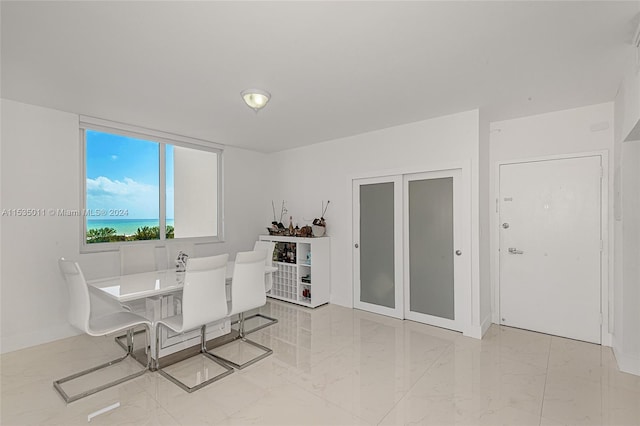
[613,346,640,376]
[463,315,494,340]
[1,324,77,354]
[480,314,492,337]
[463,326,481,339]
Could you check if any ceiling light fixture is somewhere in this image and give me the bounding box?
[241,89,271,112]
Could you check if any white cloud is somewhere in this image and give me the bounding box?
[111,155,118,160]
[86,176,155,197]
[86,176,159,218]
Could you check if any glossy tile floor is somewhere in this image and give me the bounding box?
[2,300,639,425]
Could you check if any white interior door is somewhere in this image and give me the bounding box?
[499,156,602,343]
[353,176,403,319]
[403,169,465,331]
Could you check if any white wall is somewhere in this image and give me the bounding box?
[612,35,640,375]
[620,142,640,372]
[0,99,269,353]
[1,100,80,353]
[268,110,485,337]
[489,102,615,346]
[617,41,640,143]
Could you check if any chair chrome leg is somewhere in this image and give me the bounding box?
[126,329,133,353]
[231,312,278,334]
[114,328,146,351]
[238,313,245,338]
[154,323,233,393]
[53,325,150,404]
[234,313,278,334]
[208,313,274,370]
[209,337,273,370]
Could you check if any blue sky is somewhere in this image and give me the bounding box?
[86,130,174,219]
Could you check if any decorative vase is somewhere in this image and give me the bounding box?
[312,225,326,237]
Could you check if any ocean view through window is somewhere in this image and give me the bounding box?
[85,130,161,243]
[81,118,223,248]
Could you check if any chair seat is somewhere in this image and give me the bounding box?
[88,311,150,336]
[157,315,184,333]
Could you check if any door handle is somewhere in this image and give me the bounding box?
[508,247,524,255]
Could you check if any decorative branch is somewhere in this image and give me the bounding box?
[279,200,288,223]
[321,200,330,219]
[313,200,330,227]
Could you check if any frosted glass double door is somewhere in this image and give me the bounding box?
[353,169,465,331]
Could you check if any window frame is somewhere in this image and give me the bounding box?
[80,116,224,252]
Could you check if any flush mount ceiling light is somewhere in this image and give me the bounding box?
[241,89,271,112]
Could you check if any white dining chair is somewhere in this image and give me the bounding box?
[154,254,234,392]
[235,240,278,333]
[53,259,152,403]
[209,250,273,370]
[253,240,276,293]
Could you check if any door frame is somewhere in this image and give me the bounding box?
[492,150,611,345]
[348,161,472,333]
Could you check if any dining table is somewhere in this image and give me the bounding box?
[88,261,277,302]
[87,261,277,361]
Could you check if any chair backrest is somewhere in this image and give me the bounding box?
[253,241,275,266]
[58,258,91,333]
[253,241,275,292]
[229,250,267,316]
[120,245,167,275]
[180,253,229,332]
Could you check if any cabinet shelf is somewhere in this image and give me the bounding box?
[260,235,330,308]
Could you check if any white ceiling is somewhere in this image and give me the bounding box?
[2,1,638,153]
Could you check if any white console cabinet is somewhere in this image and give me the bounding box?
[259,235,330,308]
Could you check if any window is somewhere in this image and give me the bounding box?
[81,117,223,249]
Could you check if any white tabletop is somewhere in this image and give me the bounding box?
[88,262,277,303]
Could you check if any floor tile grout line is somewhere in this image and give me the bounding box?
[373,340,456,426]
[157,400,182,425]
[256,330,358,371]
[240,314,373,422]
[258,326,417,425]
[246,362,374,425]
[538,335,554,426]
